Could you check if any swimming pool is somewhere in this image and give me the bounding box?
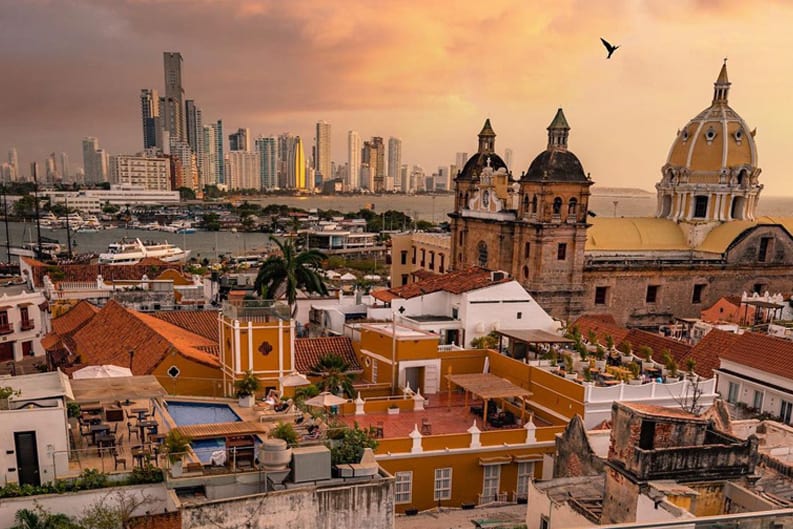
[166,401,242,426]
[191,438,226,464]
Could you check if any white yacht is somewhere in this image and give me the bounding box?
[98,238,190,265]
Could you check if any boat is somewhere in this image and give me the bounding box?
[38,212,58,228]
[57,213,84,230]
[97,238,191,265]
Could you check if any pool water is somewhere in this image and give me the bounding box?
[191,438,226,464]
[166,401,242,426]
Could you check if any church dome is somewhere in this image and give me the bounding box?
[522,108,589,183]
[457,118,510,181]
[665,62,757,178]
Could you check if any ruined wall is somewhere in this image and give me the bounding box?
[601,466,639,524]
[181,479,394,529]
[554,415,605,478]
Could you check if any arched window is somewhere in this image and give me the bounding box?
[522,194,529,212]
[531,196,538,214]
[568,198,578,217]
[737,170,746,186]
[553,197,563,215]
[477,241,488,267]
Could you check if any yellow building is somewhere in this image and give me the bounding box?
[218,300,296,396]
[390,232,451,288]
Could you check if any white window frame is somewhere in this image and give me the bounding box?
[753,390,764,411]
[482,464,501,501]
[516,462,534,498]
[782,400,793,424]
[394,471,412,504]
[434,467,452,501]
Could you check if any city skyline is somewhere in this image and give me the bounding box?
[2,2,793,194]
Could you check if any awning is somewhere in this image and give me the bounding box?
[69,375,166,403]
[445,373,532,400]
[479,456,512,466]
[512,454,543,463]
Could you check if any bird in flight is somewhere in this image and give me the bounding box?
[600,37,619,59]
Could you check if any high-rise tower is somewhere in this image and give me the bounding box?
[163,52,186,142]
[140,89,162,151]
[229,128,250,152]
[315,120,331,182]
[288,137,306,190]
[255,136,277,190]
[388,137,402,192]
[348,131,361,190]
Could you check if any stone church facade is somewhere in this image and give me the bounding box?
[449,63,793,327]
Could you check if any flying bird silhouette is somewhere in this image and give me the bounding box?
[600,37,619,59]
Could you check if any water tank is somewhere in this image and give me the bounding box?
[259,438,292,471]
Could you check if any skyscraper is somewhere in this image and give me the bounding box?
[163,52,186,142]
[140,88,162,151]
[201,124,217,188]
[228,128,250,152]
[60,152,70,181]
[455,152,468,171]
[214,120,225,184]
[387,137,402,191]
[315,120,331,182]
[226,150,261,190]
[277,133,294,189]
[170,139,198,191]
[503,147,513,169]
[362,137,385,191]
[82,137,107,185]
[288,136,306,190]
[7,147,18,181]
[347,131,361,190]
[255,136,277,190]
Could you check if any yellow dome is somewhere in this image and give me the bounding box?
[665,63,757,180]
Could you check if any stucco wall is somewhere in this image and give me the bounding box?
[1,405,70,486]
[180,479,394,529]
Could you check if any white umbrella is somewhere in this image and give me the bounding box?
[279,372,311,387]
[72,365,133,380]
[304,391,348,408]
[340,273,357,281]
[325,270,341,279]
[363,274,381,281]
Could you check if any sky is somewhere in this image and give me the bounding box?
[2,0,793,195]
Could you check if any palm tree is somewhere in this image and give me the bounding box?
[12,508,78,529]
[310,353,356,398]
[253,237,328,318]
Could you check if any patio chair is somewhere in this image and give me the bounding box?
[112,449,127,470]
[127,422,139,441]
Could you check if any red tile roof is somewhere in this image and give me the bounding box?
[625,329,692,365]
[46,300,100,352]
[70,300,219,374]
[570,315,630,346]
[153,310,219,342]
[294,336,362,374]
[373,266,508,302]
[22,257,182,288]
[718,331,793,379]
[689,329,741,378]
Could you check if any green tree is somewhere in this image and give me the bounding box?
[330,422,378,466]
[201,212,221,231]
[240,213,256,232]
[253,237,328,317]
[470,331,499,349]
[101,202,119,215]
[12,195,37,219]
[178,187,196,201]
[310,353,356,397]
[11,507,80,529]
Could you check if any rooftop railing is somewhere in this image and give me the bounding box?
[221,299,291,321]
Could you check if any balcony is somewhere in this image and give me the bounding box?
[0,323,12,335]
[20,320,34,331]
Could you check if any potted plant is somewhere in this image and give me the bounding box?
[563,355,577,380]
[617,341,633,364]
[605,335,615,351]
[0,386,20,410]
[685,358,697,378]
[388,404,400,415]
[270,421,299,448]
[164,430,192,477]
[665,353,680,382]
[595,345,607,370]
[628,363,642,385]
[234,370,261,408]
[639,346,655,371]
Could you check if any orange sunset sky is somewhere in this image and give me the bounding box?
[2,0,793,195]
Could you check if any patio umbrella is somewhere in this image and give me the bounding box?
[72,364,133,379]
[340,273,357,281]
[304,391,348,408]
[279,372,311,387]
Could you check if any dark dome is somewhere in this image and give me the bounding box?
[457,152,508,182]
[523,149,587,183]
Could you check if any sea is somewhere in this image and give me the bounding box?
[4,191,793,260]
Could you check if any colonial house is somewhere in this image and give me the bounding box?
[0,283,49,363]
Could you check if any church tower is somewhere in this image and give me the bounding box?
[515,108,593,317]
[657,61,763,246]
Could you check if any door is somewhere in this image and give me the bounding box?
[0,342,13,362]
[15,431,40,486]
[405,367,424,393]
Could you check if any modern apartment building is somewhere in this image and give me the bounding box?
[108,154,170,191]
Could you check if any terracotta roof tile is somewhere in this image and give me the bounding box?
[294,336,361,374]
[625,329,692,365]
[70,300,219,374]
[571,315,630,346]
[155,268,193,286]
[373,266,508,302]
[48,300,100,352]
[690,329,740,378]
[153,310,219,342]
[26,259,182,288]
[718,331,793,379]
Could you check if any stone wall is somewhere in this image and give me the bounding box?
[181,478,394,529]
[554,415,605,478]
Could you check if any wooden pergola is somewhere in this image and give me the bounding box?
[445,373,533,429]
[494,329,574,361]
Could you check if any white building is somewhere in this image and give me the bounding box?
[315,120,331,182]
[43,185,180,213]
[347,131,361,190]
[109,154,170,191]
[226,150,261,190]
[0,371,73,486]
[0,284,49,362]
[387,137,402,191]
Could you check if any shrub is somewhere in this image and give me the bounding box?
[271,422,299,447]
[329,422,378,466]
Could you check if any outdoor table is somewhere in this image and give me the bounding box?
[96,434,116,453]
[131,447,151,468]
[138,420,158,442]
[90,424,110,445]
[131,408,149,420]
